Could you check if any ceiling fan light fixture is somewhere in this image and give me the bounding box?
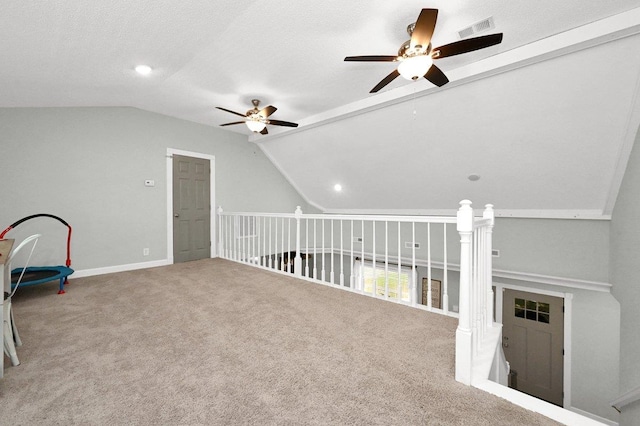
[246,119,266,133]
[398,55,433,80]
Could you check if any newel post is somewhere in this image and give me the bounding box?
[217,207,224,259]
[456,200,474,385]
[294,206,302,277]
[483,204,495,328]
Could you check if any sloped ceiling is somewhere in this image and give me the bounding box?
[2,1,640,218]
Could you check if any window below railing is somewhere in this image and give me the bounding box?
[355,258,412,303]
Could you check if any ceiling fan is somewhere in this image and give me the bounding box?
[344,8,503,93]
[216,99,299,135]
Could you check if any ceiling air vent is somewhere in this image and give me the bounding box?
[458,16,495,39]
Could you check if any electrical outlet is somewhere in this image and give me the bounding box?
[143,248,149,256]
[492,249,500,257]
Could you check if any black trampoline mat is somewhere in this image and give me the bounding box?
[12,269,60,282]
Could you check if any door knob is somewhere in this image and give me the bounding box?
[174,213,180,218]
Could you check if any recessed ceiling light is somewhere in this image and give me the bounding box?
[468,174,481,181]
[135,65,152,76]
[334,184,342,192]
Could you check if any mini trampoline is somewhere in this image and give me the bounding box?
[1,214,74,294]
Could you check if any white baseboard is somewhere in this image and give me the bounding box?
[72,259,171,279]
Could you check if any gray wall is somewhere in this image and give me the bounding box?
[493,217,610,283]
[611,125,640,425]
[0,107,309,270]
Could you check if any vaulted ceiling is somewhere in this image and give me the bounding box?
[2,1,640,218]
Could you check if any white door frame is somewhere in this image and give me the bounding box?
[494,282,573,409]
[166,148,216,263]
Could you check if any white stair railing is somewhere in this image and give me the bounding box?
[217,200,497,385]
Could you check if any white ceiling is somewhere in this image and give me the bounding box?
[2,1,640,218]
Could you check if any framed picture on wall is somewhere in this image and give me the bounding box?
[422,278,442,309]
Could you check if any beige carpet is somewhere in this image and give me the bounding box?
[1,258,559,425]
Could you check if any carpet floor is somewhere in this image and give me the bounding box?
[1,258,559,425]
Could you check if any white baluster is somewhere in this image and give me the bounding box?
[305,218,310,277]
[330,220,334,284]
[262,217,267,266]
[340,220,344,286]
[427,223,432,310]
[269,217,273,269]
[313,219,317,280]
[397,221,401,302]
[294,206,302,277]
[321,219,325,282]
[384,221,389,299]
[287,217,291,272]
[443,223,449,314]
[360,220,365,293]
[350,220,354,289]
[472,227,479,354]
[484,204,495,329]
[411,221,416,306]
[229,216,233,260]
[233,216,237,261]
[372,221,376,297]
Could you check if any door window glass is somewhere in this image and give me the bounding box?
[515,298,553,323]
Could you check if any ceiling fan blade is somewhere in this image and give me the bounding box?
[268,119,299,128]
[260,127,268,135]
[344,55,398,62]
[219,121,246,127]
[424,65,449,87]
[215,106,247,118]
[410,8,438,49]
[259,105,277,118]
[370,69,400,93]
[432,33,503,59]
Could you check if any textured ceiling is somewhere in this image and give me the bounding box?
[2,1,640,217]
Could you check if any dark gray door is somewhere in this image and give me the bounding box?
[502,289,564,406]
[173,154,211,263]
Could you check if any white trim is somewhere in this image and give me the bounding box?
[251,7,640,145]
[569,406,619,426]
[296,246,612,293]
[257,144,323,212]
[494,282,573,411]
[564,293,573,410]
[611,385,640,412]
[321,208,611,221]
[603,60,640,216]
[493,269,611,293]
[166,148,216,264]
[473,379,610,426]
[72,259,171,278]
